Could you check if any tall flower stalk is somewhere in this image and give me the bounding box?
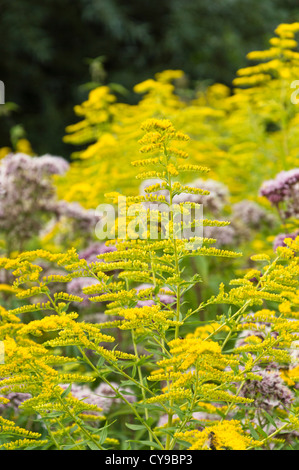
[0,119,298,450]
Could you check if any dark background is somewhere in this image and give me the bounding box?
[1,0,299,157]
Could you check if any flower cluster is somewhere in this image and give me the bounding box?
[0,153,69,250]
[60,382,136,414]
[273,231,299,251]
[231,200,276,229]
[174,420,259,450]
[0,152,101,253]
[239,369,294,410]
[0,118,298,451]
[55,201,100,235]
[135,283,176,308]
[78,242,116,265]
[0,391,31,414]
[172,178,229,214]
[260,169,299,219]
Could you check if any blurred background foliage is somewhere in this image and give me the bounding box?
[1,0,299,157]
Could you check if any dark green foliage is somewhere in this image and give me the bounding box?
[1,0,299,156]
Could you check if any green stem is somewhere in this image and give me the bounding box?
[54,391,104,450]
[131,330,153,448]
[248,421,290,450]
[169,368,200,450]
[29,362,103,450]
[43,421,62,450]
[78,346,164,450]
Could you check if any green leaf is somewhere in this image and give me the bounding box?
[61,383,72,398]
[36,411,65,420]
[139,440,163,449]
[131,364,137,378]
[96,356,105,368]
[247,423,261,440]
[99,425,108,445]
[135,402,164,412]
[263,411,278,429]
[255,425,268,439]
[87,441,102,450]
[127,440,162,450]
[125,422,145,431]
[145,417,155,427]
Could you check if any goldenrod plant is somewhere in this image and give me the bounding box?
[0,119,298,450]
[58,23,299,211]
[46,22,299,273]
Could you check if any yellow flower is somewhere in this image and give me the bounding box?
[175,420,260,450]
